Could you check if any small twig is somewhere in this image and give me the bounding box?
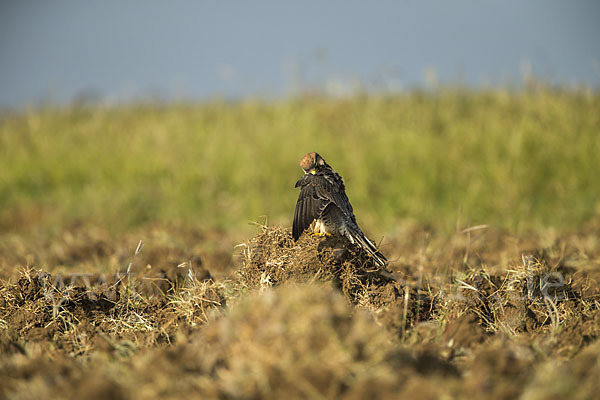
[401,288,410,341]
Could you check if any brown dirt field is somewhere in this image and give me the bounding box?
[1,221,599,399]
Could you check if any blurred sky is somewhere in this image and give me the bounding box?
[1,0,599,108]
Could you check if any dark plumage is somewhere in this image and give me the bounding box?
[292,152,387,267]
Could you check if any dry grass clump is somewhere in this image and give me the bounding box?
[0,267,227,358]
[237,226,334,288]
[441,251,600,363]
[449,254,598,333]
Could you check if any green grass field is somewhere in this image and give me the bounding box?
[2,87,600,399]
[1,87,598,238]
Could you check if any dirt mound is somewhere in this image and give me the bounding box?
[238,226,390,286]
[238,226,437,337]
[140,284,416,398]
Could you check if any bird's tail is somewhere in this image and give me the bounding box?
[346,224,388,267]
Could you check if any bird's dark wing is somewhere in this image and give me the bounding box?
[315,170,357,225]
[293,174,331,241]
[327,184,356,225]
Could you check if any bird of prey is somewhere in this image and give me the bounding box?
[292,152,388,267]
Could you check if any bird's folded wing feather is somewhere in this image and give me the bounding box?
[315,175,356,225]
[293,175,330,240]
[328,187,356,224]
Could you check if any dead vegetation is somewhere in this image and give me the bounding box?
[1,222,600,399]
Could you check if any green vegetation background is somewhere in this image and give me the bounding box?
[1,87,598,237]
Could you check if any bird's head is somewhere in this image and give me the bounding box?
[300,152,326,174]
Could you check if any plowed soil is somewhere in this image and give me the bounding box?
[1,222,599,399]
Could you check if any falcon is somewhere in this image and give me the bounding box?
[292,152,388,267]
